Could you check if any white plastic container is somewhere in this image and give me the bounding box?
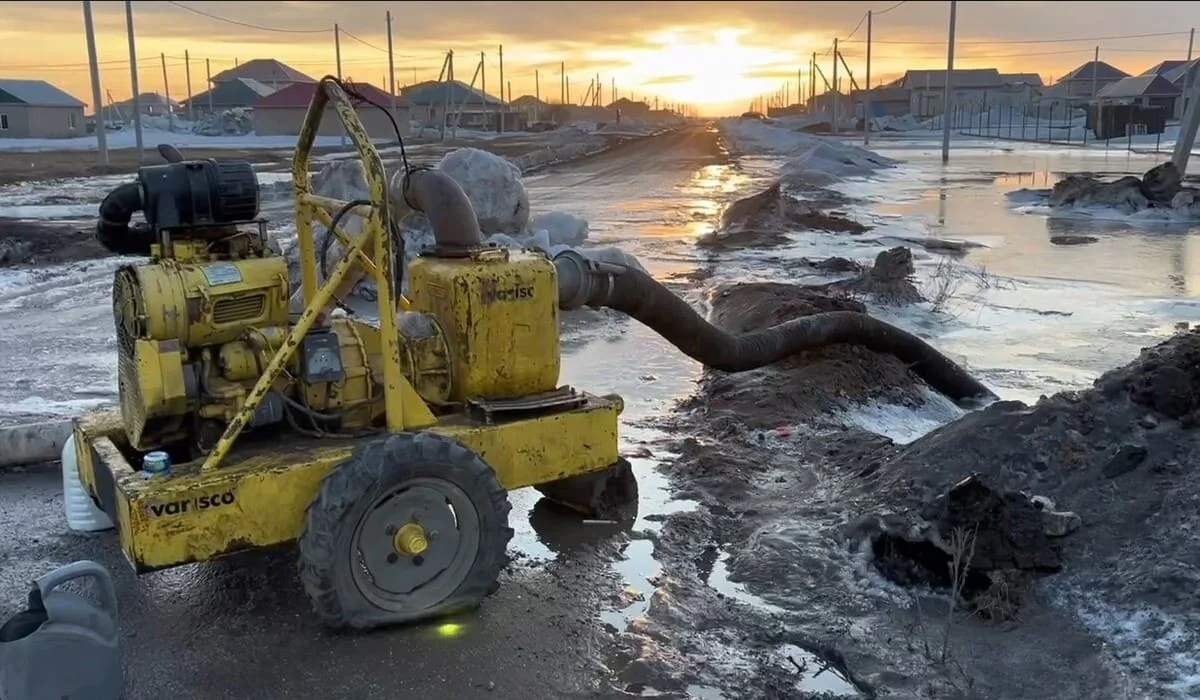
[61,434,114,532]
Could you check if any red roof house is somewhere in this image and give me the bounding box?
[254,81,411,140]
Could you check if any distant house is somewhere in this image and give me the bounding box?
[210,59,314,90]
[254,81,411,139]
[852,85,911,118]
[0,78,86,139]
[1096,74,1181,115]
[98,92,178,122]
[1139,60,1190,78]
[512,94,551,122]
[182,78,277,116]
[898,69,1015,118]
[1159,60,1199,118]
[809,90,854,120]
[606,97,651,119]
[1049,61,1129,99]
[1001,73,1044,88]
[400,80,510,130]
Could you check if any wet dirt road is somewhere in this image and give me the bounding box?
[0,125,728,699]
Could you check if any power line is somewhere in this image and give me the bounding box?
[844,30,1189,46]
[842,14,868,42]
[339,28,387,53]
[843,45,1190,60]
[843,1,908,40]
[164,1,330,34]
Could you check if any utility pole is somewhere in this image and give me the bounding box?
[124,0,143,163]
[498,44,505,133]
[206,58,213,113]
[864,10,873,145]
[1090,46,1099,101]
[449,51,456,139]
[810,52,816,107]
[941,0,958,163]
[160,53,173,132]
[560,62,565,104]
[335,23,344,146]
[184,50,193,122]
[535,69,540,122]
[611,77,615,103]
[439,51,450,140]
[566,75,570,105]
[1175,32,1200,172]
[1174,77,1200,172]
[480,51,487,131]
[832,38,839,132]
[1182,28,1196,122]
[82,0,108,167]
[387,10,397,133]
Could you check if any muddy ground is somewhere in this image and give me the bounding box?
[599,181,1199,697]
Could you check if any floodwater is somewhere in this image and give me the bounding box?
[2,126,1200,696]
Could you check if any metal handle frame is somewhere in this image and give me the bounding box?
[199,76,417,473]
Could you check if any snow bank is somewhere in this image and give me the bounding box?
[870,114,925,133]
[280,147,636,301]
[779,142,897,186]
[718,119,898,171]
[437,148,530,234]
[717,119,897,190]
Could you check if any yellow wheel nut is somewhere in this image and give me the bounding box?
[393,522,429,556]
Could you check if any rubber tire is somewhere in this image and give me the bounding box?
[297,432,513,630]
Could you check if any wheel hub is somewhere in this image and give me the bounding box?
[350,479,480,606]
[393,522,429,556]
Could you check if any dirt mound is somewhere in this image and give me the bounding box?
[1048,161,1199,216]
[699,183,867,250]
[0,220,105,266]
[686,282,927,432]
[856,329,1200,623]
[818,247,924,305]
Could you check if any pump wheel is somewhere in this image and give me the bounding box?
[298,432,512,630]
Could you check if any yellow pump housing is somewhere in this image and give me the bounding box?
[408,248,561,401]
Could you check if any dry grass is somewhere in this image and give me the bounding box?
[923,256,1016,316]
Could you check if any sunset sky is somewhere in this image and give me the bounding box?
[1,1,1198,116]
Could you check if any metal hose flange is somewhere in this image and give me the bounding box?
[554,252,994,404]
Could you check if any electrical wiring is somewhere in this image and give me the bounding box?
[164,1,330,34]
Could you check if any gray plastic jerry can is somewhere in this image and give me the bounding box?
[0,560,122,700]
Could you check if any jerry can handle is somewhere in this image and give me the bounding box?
[34,560,118,619]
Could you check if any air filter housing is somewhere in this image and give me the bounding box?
[138,159,259,235]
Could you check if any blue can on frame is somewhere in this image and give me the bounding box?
[142,451,171,478]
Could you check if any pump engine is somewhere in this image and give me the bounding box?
[98,154,563,455]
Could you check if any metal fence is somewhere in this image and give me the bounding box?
[953,101,1167,153]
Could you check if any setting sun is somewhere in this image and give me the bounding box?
[616,28,786,106]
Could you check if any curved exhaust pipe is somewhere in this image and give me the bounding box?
[552,249,994,404]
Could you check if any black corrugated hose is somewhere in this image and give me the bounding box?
[589,263,995,404]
